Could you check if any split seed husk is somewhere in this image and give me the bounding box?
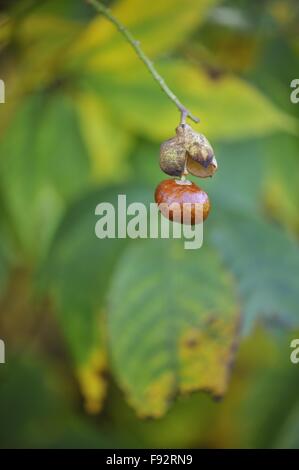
[186,153,218,178]
[159,123,217,178]
[160,137,186,177]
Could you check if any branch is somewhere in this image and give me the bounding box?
[86,0,200,124]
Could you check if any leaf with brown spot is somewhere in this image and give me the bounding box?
[108,239,240,417]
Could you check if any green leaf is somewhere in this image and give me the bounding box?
[40,185,152,412]
[210,212,299,334]
[275,403,299,449]
[14,13,83,92]
[82,60,297,142]
[0,224,10,296]
[206,138,265,215]
[0,248,8,296]
[0,92,90,262]
[74,92,133,183]
[202,329,299,448]
[70,0,218,71]
[108,239,239,417]
[263,133,299,234]
[0,356,121,448]
[0,357,67,448]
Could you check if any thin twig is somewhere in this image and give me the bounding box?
[86,0,200,124]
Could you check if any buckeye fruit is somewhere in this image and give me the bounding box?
[155,178,210,225]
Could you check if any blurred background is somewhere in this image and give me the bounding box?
[0,0,299,449]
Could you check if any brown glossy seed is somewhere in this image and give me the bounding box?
[155,178,210,225]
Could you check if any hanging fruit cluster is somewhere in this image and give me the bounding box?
[155,123,218,225]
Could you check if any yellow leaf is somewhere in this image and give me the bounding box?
[179,321,238,397]
[108,240,240,417]
[0,14,11,48]
[70,0,219,71]
[85,60,297,141]
[76,348,107,414]
[75,93,133,183]
[11,14,83,95]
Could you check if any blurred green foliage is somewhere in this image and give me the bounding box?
[0,0,299,448]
